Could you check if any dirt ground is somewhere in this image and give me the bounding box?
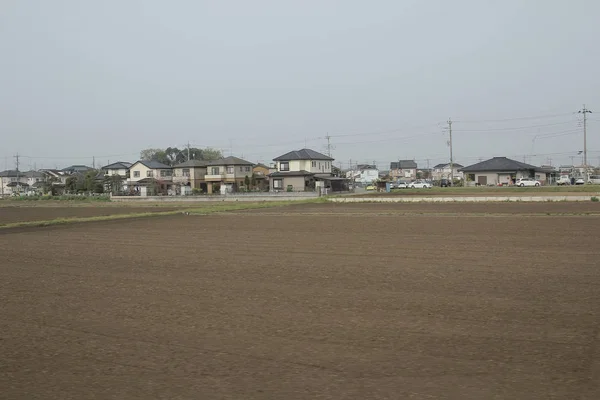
[0,206,180,225]
[1,204,598,399]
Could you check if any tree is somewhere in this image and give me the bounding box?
[65,176,78,193]
[244,175,250,189]
[139,147,223,166]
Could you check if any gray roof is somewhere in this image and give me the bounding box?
[0,170,20,177]
[433,162,464,169]
[134,160,172,169]
[357,164,377,170]
[206,156,254,166]
[273,149,334,161]
[24,170,44,178]
[390,160,417,169]
[460,157,542,172]
[173,159,208,168]
[62,165,93,172]
[102,162,133,170]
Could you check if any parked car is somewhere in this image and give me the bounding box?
[395,181,409,189]
[365,184,376,191]
[575,178,585,185]
[440,178,451,187]
[516,178,540,187]
[557,175,571,185]
[410,180,432,189]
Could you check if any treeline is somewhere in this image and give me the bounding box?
[139,147,223,166]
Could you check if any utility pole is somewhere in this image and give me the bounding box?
[326,135,332,158]
[426,158,430,180]
[447,118,454,185]
[92,156,95,169]
[187,142,191,161]
[578,105,592,182]
[14,153,20,194]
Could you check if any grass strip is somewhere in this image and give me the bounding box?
[0,200,309,230]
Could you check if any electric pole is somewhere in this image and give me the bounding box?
[187,142,191,161]
[14,153,20,194]
[578,105,592,182]
[326,135,332,158]
[447,118,454,185]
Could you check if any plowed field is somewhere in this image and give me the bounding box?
[1,203,598,399]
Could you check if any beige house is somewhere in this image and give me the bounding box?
[204,156,254,194]
[390,160,417,180]
[172,159,208,192]
[270,149,335,192]
[127,160,173,195]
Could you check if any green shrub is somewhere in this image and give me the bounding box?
[591,196,599,202]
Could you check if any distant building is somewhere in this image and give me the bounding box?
[431,162,464,181]
[390,160,417,180]
[460,157,551,186]
[346,164,379,184]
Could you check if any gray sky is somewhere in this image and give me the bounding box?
[1,0,599,170]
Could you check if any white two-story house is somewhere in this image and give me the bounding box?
[127,160,173,195]
[346,164,379,184]
[102,162,132,178]
[432,162,464,181]
[270,148,340,192]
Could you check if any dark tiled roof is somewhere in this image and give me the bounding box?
[7,181,29,187]
[390,160,417,169]
[134,160,172,169]
[433,163,464,169]
[173,160,208,168]
[24,170,44,178]
[357,164,377,170]
[460,157,541,172]
[273,149,334,161]
[0,170,20,177]
[102,162,133,170]
[206,156,254,166]
[62,165,93,172]
[269,170,314,177]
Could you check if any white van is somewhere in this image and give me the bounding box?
[588,175,600,185]
[557,175,571,185]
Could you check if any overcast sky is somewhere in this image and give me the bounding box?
[1,0,599,170]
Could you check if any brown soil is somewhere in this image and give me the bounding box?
[0,206,179,225]
[0,205,598,399]
[245,201,600,215]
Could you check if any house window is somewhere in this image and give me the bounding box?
[245,166,251,172]
[147,170,153,177]
[227,166,234,174]
[273,179,283,189]
[160,170,172,177]
[182,168,190,177]
[280,162,289,171]
[312,161,316,167]
[211,167,220,175]
[239,166,243,172]
[133,171,140,178]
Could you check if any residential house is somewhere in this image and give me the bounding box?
[346,164,379,184]
[101,162,132,178]
[127,160,173,195]
[0,170,24,196]
[460,157,551,186]
[62,165,94,175]
[204,156,254,194]
[270,148,347,192]
[252,163,275,191]
[390,160,417,180]
[40,169,68,194]
[172,159,208,192]
[431,162,464,181]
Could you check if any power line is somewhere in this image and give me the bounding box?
[452,120,576,132]
[453,112,573,123]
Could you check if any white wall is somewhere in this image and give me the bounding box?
[277,160,332,173]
